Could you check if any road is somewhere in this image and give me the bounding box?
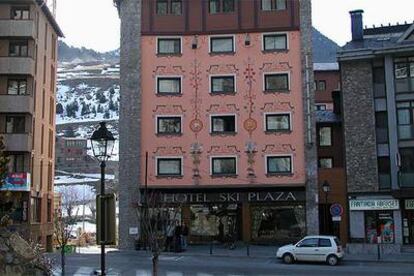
[52,252,414,276]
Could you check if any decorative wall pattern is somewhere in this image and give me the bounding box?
[153,105,186,114]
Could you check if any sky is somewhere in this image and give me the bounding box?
[56,0,413,52]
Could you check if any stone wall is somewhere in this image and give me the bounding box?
[0,228,48,276]
[341,61,379,193]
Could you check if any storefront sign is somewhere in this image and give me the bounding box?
[160,191,305,204]
[405,199,414,210]
[0,173,31,192]
[349,199,399,211]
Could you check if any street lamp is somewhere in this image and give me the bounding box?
[321,180,331,234]
[90,122,115,276]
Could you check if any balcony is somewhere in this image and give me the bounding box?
[2,133,32,152]
[0,20,36,38]
[399,173,414,188]
[0,57,35,76]
[0,95,33,114]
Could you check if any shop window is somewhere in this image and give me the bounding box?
[264,73,289,92]
[266,156,292,174]
[156,158,182,176]
[7,79,27,95]
[265,113,291,132]
[251,205,305,243]
[6,116,25,133]
[319,158,333,169]
[319,127,332,146]
[365,211,394,244]
[11,6,30,20]
[209,0,235,14]
[263,33,287,51]
[210,75,235,93]
[157,77,181,94]
[211,115,236,133]
[157,116,182,134]
[394,57,414,93]
[157,38,181,54]
[211,157,237,175]
[9,41,28,57]
[261,0,287,11]
[210,36,234,53]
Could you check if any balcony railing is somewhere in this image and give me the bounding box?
[399,172,414,188]
[2,133,32,152]
[0,94,33,114]
[0,19,36,38]
[0,57,35,75]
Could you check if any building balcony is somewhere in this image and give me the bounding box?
[2,133,32,152]
[0,57,35,76]
[0,95,33,114]
[0,20,36,38]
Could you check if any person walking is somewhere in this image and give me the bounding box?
[174,220,182,252]
[165,222,174,252]
[181,222,189,250]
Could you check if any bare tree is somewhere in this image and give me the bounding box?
[134,192,181,276]
[54,186,80,275]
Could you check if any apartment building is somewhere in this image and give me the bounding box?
[116,0,316,248]
[0,1,63,251]
[339,10,414,253]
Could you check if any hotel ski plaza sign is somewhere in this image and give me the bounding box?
[159,190,305,204]
[0,173,31,192]
[349,199,399,211]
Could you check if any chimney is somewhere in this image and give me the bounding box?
[350,10,364,41]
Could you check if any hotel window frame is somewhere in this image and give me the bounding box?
[319,157,333,169]
[209,35,235,54]
[9,40,29,57]
[394,57,414,94]
[261,0,287,11]
[7,79,28,95]
[11,6,30,20]
[210,156,237,176]
[209,74,236,94]
[7,154,25,173]
[5,116,25,134]
[157,37,182,55]
[156,0,168,15]
[397,101,414,141]
[265,155,293,174]
[156,0,182,15]
[263,72,290,92]
[209,0,235,14]
[319,126,332,146]
[264,112,291,132]
[156,157,183,177]
[316,80,327,91]
[156,115,182,135]
[156,76,182,95]
[262,33,288,51]
[210,114,237,134]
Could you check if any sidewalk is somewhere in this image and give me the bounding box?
[117,243,414,264]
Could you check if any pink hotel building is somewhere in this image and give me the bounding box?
[116,0,317,248]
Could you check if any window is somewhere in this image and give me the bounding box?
[157,77,181,94]
[211,115,236,133]
[212,157,237,175]
[11,6,30,20]
[171,0,182,15]
[376,111,389,143]
[266,156,292,174]
[397,101,414,140]
[47,199,52,222]
[400,148,414,188]
[316,104,327,111]
[210,76,235,93]
[261,0,287,11]
[6,116,25,133]
[263,34,287,51]
[157,116,182,134]
[265,113,291,131]
[157,158,182,176]
[319,127,332,146]
[210,36,234,53]
[319,238,332,247]
[378,157,391,189]
[31,197,41,223]
[394,57,414,93]
[7,79,27,95]
[264,73,289,92]
[9,41,28,57]
[156,0,168,15]
[365,211,394,244]
[157,38,181,54]
[209,0,235,13]
[7,154,25,172]
[297,238,319,247]
[319,158,333,169]
[317,80,326,91]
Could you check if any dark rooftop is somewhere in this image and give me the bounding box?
[363,23,412,36]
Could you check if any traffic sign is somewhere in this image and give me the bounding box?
[330,203,344,217]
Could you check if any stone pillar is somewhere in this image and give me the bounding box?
[118,0,142,249]
[300,0,319,235]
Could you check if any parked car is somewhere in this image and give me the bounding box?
[276,235,344,266]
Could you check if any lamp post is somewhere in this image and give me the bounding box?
[90,122,115,276]
[321,180,331,234]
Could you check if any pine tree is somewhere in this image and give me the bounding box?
[56,103,64,114]
[103,110,110,119]
[0,136,10,187]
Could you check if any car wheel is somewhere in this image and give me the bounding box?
[282,253,294,264]
[326,255,338,266]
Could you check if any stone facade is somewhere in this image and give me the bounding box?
[118,0,142,249]
[341,61,379,193]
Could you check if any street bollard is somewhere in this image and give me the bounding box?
[246,243,250,257]
[210,241,213,255]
